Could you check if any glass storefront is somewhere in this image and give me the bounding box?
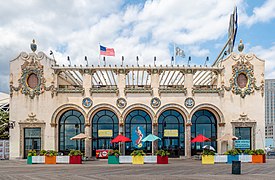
[24,128,41,158]
[191,110,217,155]
[59,110,85,154]
[158,110,185,157]
[234,127,251,150]
[125,110,152,155]
[91,110,119,156]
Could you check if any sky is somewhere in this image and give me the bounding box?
[0,0,275,93]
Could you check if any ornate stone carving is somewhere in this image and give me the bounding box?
[222,54,263,98]
[10,52,56,98]
[151,97,161,108]
[116,98,127,109]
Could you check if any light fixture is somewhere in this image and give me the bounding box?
[9,121,15,129]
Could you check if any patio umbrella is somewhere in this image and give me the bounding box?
[111,134,132,143]
[191,134,210,143]
[216,134,238,141]
[141,134,161,154]
[111,134,132,153]
[70,133,90,140]
[202,145,215,151]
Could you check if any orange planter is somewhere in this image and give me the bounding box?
[252,155,264,163]
[45,156,56,164]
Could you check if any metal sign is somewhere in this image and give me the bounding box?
[164,129,178,137]
[98,130,113,137]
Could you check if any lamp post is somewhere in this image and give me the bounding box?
[75,124,79,150]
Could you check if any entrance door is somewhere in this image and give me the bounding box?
[24,128,41,158]
[163,138,180,157]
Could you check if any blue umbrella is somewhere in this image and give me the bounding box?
[142,134,161,154]
[142,134,161,142]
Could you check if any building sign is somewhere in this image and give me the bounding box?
[98,130,113,137]
[164,129,178,137]
[132,126,145,148]
[235,140,250,149]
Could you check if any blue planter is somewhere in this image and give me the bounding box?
[227,155,239,164]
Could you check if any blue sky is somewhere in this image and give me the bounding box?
[0,0,275,93]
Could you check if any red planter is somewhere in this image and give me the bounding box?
[157,155,168,164]
[69,155,82,164]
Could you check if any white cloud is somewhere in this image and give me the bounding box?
[249,45,275,79]
[242,0,275,26]
[0,0,251,93]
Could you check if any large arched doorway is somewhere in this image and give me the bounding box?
[158,110,185,157]
[59,110,85,154]
[91,110,119,156]
[125,110,152,155]
[191,110,217,155]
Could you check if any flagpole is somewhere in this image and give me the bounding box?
[99,43,101,66]
[173,43,176,65]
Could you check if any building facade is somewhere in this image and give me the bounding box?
[265,79,275,146]
[9,42,265,159]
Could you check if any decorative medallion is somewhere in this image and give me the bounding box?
[184,97,195,108]
[116,98,127,109]
[221,52,265,98]
[151,97,161,108]
[82,97,92,108]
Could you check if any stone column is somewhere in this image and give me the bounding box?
[185,123,192,158]
[184,69,194,158]
[82,70,92,97]
[85,123,91,158]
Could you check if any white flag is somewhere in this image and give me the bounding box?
[175,47,185,58]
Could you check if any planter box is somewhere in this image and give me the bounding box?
[239,155,252,163]
[227,155,239,164]
[157,155,168,164]
[27,156,32,164]
[202,155,214,164]
[252,155,265,163]
[56,156,69,164]
[32,156,45,164]
[119,156,132,164]
[144,156,157,163]
[108,156,120,164]
[214,155,227,163]
[69,155,82,164]
[132,156,144,164]
[45,156,56,164]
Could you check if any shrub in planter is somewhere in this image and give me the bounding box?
[131,150,145,164]
[252,149,266,163]
[156,150,170,164]
[45,150,58,164]
[239,149,253,163]
[108,150,121,164]
[202,149,215,164]
[69,150,83,164]
[224,149,241,164]
[27,150,37,164]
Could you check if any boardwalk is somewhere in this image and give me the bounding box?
[0,158,275,180]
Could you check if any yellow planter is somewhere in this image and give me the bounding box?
[132,156,144,164]
[202,155,214,164]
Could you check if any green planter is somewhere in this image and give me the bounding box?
[108,156,119,164]
[27,156,32,164]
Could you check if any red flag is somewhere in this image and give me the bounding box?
[100,45,115,56]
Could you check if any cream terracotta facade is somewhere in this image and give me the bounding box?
[9,44,265,159]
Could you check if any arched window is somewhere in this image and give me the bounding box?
[158,110,185,157]
[191,110,217,155]
[92,110,119,151]
[125,110,152,154]
[59,110,85,154]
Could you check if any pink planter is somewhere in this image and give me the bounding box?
[69,155,82,164]
[157,155,168,164]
